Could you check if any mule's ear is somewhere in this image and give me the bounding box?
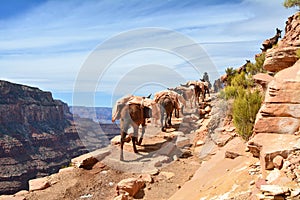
[146,93,152,98]
[246,60,250,63]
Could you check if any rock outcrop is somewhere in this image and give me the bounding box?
[263,12,300,72]
[0,80,86,194]
[248,13,300,199]
[254,60,300,135]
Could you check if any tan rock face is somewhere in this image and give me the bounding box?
[247,133,300,174]
[116,178,145,197]
[261,103,300,118]
[28,177,50,192]
[254,117,300,134]
[263,12,300,72]
[264,47,299,72]
[254,60,300,135]
[252,73,274,90]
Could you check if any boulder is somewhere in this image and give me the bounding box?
[28,177,50,192]
[264,81,300,104]
[13,190,29,197]
[264,47,299,72]
[260,184,289,196]
[266,169,282,183]
[204,106,211,113]
[58,166,75,174]
[71,153,98,169]
[111,135,121,145]
[156,142,176,156]
[224,137,245,159]
[175,136,191,148]
[171,131,185,137]
[260,103,300,118]
[255,178,267,190]
[253,116,300,134]
[71,147,110,169]
[273,155,284,169]
[160,171,175,180]
[252,73,274,89]
[153,156,171,167]
[114,193,129,200]
[248,133,300,175]
[139,174,153,183]
[0,195,25,200]
[225,151,241,159]
[195,140,205,147]
[116,178,145,197]
[211,132,233,147]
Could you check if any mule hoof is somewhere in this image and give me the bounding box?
[137,138,143,146]
[161,127,166,132]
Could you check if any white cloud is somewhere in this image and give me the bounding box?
[0,0,295,106]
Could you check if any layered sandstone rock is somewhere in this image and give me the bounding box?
[264,12,300,72]
[254,60,300,135]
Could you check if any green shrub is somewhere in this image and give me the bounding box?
[246,53,266,75]
[225,67,237,86]
[296,48,300,59]
[283,0,300,9]
[219,86,239,100]
[233,89,262,140]
[220,53,265,140]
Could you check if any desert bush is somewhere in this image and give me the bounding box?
[233,89,262,140]
[296,48,300,59]
[283,0,300,9]
[246,53,266,75]
[224,67,237,86]
[219,86,240,99]
[220,72,253,99]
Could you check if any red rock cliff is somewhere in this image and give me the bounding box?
[0,80,87,195]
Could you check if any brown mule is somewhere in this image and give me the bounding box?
[119,103,151,160]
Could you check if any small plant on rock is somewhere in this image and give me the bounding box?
[296,48,300,59]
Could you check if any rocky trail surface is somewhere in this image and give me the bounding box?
[2,89,300,200]
[0,95,218,200]
[0,94,262,200]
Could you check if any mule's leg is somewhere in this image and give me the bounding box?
[175,108,179,118]
[201,91,205,102]
[161,107,166,132]
[207,88,210,97]
[168,111,172,126]
[120,131,127,161]
[120,120,129,161]
[138,121,146,145]
[132,125,138,153]
[165,112,169,129]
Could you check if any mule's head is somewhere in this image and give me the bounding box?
[276,28,282,38]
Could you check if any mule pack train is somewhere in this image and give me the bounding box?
[111,80,210,160]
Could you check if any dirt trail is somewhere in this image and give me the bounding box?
[17,94,257,200]
[22,115,204,200]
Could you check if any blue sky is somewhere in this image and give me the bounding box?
[0,0,295,107]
